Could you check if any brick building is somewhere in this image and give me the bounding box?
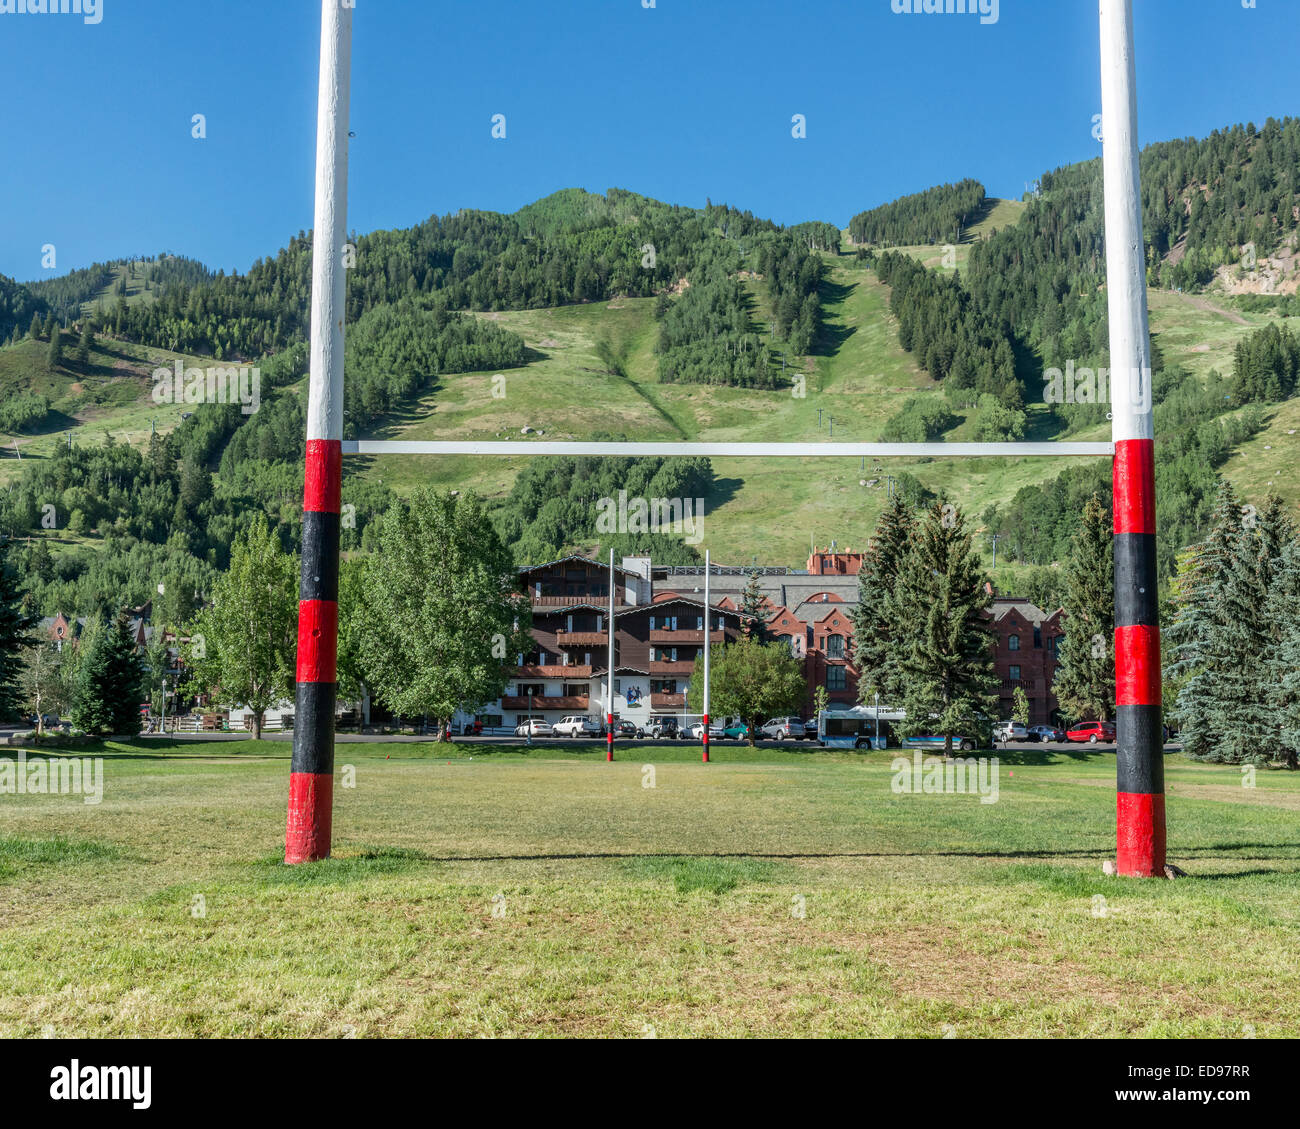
[987,597,1066,726]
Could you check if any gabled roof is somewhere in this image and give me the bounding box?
[518,554,638,577]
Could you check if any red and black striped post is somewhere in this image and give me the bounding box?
[606,548,615,762]
[702,549,710,763]
[1100,0,1165,877]
[286,0,352,864]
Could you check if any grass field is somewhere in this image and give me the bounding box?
[2,739,1298,1038]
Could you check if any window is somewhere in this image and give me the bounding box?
[649,616,656,630]
[1033,626,1042,649]
[1009,665,1021,681]
[613,679,621,693]
[1008,635,1020,651]
[696,616,703,630]
[827,666,846,691]
[826,634,844,659]
[649,647,656,662]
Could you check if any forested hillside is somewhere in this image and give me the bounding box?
[849,179,987,247]
[3,116,1299,618]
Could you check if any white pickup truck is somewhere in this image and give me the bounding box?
[553,715,603,738]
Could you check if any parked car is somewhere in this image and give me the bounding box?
[646,715,680,739]
[803,718,819,740]
[760,716,806,741]
[553,715,602,738]
[514,719,554,738]
[687,720,725,740]
[615,720,644,739]
[722,721,750,740]
[992,720,1029,743]
[1027,724,1066,743]
[1066,720,1116,744]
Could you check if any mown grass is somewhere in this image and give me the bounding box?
[1,739,1297,1037]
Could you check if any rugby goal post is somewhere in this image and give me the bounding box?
[286,0,1164,879]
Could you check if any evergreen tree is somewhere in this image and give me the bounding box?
[852,494,914,704]
[1168,479,1244,761]
[0,540,33,720]
[71,610,144,736]
[739,569,771,640]
[28,312,41,340]
[76,324,93,365]
[1266,540,1300,769]
[1052,494,1114,722]
[47,325,63,370]
[890,501,998,755]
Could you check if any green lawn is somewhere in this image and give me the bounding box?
[2,739,1297,1037]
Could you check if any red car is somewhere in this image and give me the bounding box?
[1066,720,1116,744]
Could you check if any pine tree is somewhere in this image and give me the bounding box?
[76,324,92,365]
[28,312,41,340]
[739,569,771,640]
[1052,493,1114,722]
[852,494,914,704]
[891,501,998,755]
[1167,479,1246,761]
[0,540,33,721]
[1266,540,1300,769]
[71,610,144,736]
[1204,521,1272,763]
[47,325,62,370]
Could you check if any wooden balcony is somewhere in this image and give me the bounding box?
[555,631,607,646]
[502,695,590,711]
[649,629,725,644]
[649,660,698,675]
[650,693,686,709]
[514,665,593,678]
[530,594,626,608]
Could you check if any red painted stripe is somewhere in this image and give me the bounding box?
[1113,438,1156,535]
[1116,791,1166,877]
[304,439,342,514]
[296,599,338,683]
[1115,624,1161,705]
[285,772,333,864]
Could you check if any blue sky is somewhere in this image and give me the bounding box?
[1,0,1294,281]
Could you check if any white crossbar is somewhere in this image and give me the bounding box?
[341,440,1115,458]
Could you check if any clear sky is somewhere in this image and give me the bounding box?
[2,0,1295,281]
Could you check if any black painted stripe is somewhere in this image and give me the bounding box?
[1115,703,1165,794]
[300,510,340,603]
[291,679,337,776]
[1114,532,1159,628]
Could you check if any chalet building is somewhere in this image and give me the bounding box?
[40,611,151,650]
[987,597,1066,726]
[491,555,746,728]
